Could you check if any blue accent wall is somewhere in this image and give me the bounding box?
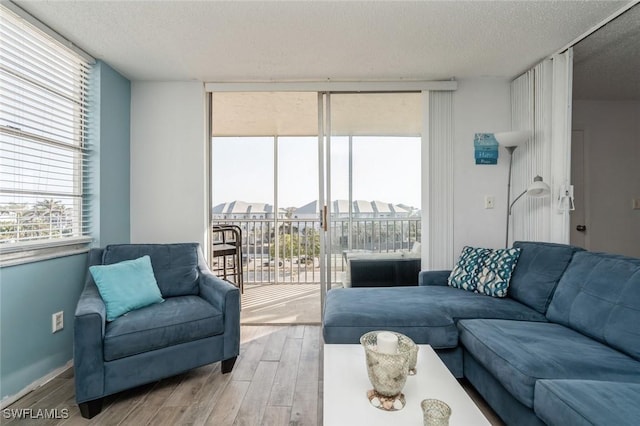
[0,255,87,401]
[0,61,131,402]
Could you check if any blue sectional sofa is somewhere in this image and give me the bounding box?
[323,241,640,425]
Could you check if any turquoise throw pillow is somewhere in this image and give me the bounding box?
[89,255,164,321]
[449,246,521,298]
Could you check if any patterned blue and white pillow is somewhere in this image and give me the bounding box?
[448,246,522,298]
[476,248,521,298]
[448,246,492,292]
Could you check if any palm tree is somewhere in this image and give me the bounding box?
[0,203,30,241]
[33,199,68,238]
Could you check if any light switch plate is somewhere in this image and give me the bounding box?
[484,196,495,209]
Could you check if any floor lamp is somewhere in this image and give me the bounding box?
[506,175,551,247]
[495,131,551,248]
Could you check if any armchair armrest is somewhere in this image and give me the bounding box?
[197,248,240,360]
[198,271,240,312]
[418,270,451,286]
[199,270,240,360]
[197,247,238,310]
[75,284,106,329]
[73,270,106,403]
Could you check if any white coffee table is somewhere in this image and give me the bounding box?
[323,344,491,425]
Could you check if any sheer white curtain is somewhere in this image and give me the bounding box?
[510,49,573,244]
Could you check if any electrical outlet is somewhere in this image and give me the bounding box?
[52,311,63,333]
[484,196,495,209]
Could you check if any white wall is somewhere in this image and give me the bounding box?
[130,82,207,246]
[452,79,512,256]
[127,79,511,264]
[572,100,640,257]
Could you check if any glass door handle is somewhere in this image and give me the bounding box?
[322,205,328,231]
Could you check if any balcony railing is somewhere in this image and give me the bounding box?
[211,217,421,285]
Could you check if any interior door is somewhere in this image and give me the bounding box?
[570,130,587,249]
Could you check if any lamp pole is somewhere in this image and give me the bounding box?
[506,172,551,247]
[496,130,533,248]
[505,146,517,248]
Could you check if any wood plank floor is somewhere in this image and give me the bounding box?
[241,285,321,325]
[4,325,503,426]
[4,326,321,426]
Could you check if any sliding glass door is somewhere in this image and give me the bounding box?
[211,92,319,286]
[319,92,422,294]
[210,91,422,319]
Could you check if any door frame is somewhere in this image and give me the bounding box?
[570,129,590,249]
[207,82,457,318]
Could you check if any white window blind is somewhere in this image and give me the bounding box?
[0,5,92,262]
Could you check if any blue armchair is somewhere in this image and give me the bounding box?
[74,243,240,418]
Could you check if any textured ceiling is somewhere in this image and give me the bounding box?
[573,4,640,100]
[13,1,630,82]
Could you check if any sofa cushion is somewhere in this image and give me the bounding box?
[103,243,200,297]
[89,255,164,321]
[534,380,640,426]
[104,295,223,361]
[509,241,583,314]
[322,286,546,348]
[458,319,640,408]
[418,286,546,322]
[546,251,640,361]
[323,287,456,348]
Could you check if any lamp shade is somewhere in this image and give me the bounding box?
[526,175,550,197]
[494,130,531,148]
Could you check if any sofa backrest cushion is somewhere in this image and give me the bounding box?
[546,251,640,361]
[102,243,200,297]
[509,241,583,314]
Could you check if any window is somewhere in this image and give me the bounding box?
[0,5,92,264]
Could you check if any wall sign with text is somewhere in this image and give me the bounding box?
[474,133,499,165]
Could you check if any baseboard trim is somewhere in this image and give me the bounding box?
[0,360,74,409]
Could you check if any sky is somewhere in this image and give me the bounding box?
[212,136,421,209]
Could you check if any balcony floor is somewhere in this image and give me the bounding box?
[241,283,322,325]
